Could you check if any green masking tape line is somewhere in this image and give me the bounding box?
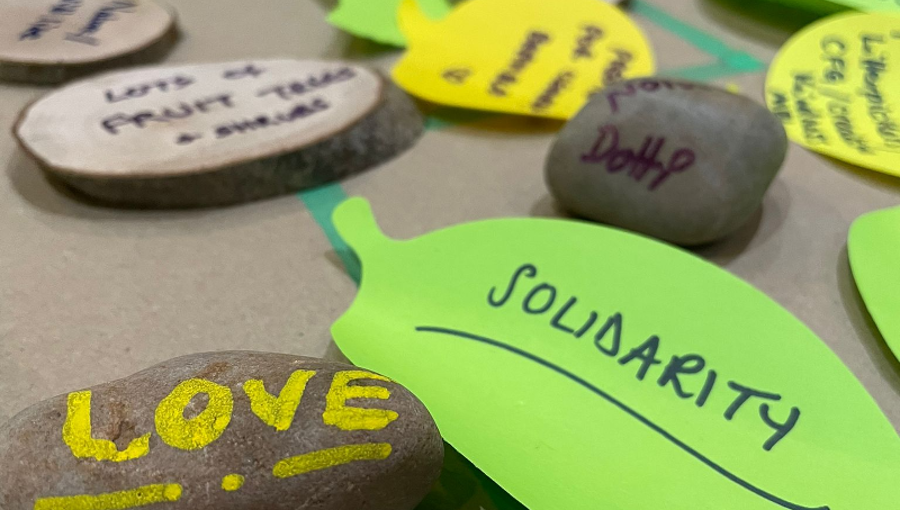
[630,0,764,70]
[298,108,459,278]
[298,183,362,284]
[425,107,495,130]
[662,61,760,82]
[298,105,460,278]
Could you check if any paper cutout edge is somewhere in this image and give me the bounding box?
[848,207,900,363]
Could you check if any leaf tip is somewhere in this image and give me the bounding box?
[333,197,391,253]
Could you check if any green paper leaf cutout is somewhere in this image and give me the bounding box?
[849,205,900,362]
[331,197,900,510]
[767,0,900,12]
[327,0,454,47]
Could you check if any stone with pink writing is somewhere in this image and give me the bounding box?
[14,59,424,207]
[0,351,443,510]
[545,77,787,245]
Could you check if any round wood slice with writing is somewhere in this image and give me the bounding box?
[0,0,178,84]
[14,59,425,207]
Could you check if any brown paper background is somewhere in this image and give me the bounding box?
[2,0,899,440]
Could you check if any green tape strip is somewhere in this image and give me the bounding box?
[425,107,494,130]
[632,0,737,60]
[631,0,765,76]
[662,60,763,82]
[298,184,361,284]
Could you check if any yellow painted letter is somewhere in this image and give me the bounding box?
[154,379,233,450]
[323,371,399,430]
[244,369,316,431]
[62,391,150,462]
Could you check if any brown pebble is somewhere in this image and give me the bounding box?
[546,77,787,246]
[0,351,443,510]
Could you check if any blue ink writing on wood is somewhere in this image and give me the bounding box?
[224,64,267,80]
[65,0,137,46]
[105,75,196,104]
[19,0,82,41]
[101,94,235,135]
[214,98,331,139]
[256,67,356,101]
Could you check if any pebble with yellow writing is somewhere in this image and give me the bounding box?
[0,351,444,510]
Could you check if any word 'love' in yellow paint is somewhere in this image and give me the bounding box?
[62,370,398,462]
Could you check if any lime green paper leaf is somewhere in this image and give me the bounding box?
[835,0,900,9]
[769,0,900,12]
[849,206,900,361]
[331,198,900,510]
[327,0,454,47]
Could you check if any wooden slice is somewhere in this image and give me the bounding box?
[14,59,425,207]
[0,0,178,84]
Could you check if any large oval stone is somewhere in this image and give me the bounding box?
[545,77,787,246]
[0,351,443,510]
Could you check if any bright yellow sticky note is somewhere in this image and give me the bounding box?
[849,205,900,361]
[331,197,900,510]
[392,0,655,119]
[327,0,454,47]
[766,12,900,175]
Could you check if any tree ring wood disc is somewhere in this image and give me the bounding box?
[0,0,178,84]
[14,59,425,207]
